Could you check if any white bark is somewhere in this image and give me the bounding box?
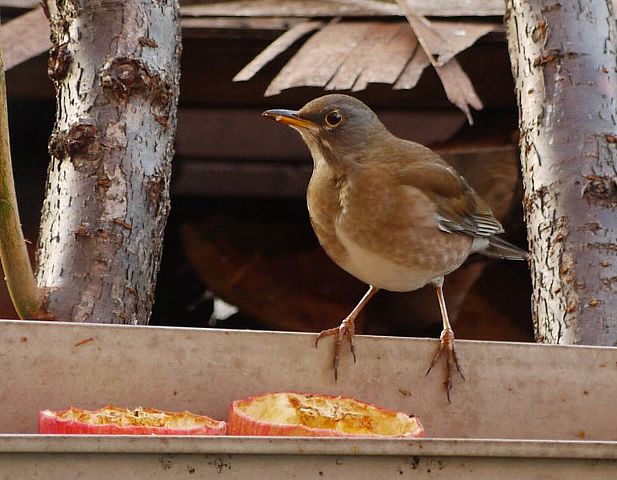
[37,0,182,323]
[506,0,617,345]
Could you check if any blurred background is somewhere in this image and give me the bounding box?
[0,0,533,342]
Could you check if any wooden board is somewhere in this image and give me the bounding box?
[181,0,506,18]
[0,7,51,71]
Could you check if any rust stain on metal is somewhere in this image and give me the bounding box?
[74,337,94,347]
[159,458,173,471]
[588,298,600,307]
[606,134,616,143]
[208,456,231,473]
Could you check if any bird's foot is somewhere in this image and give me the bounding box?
[426,328,465,403]
[315,317,356,381]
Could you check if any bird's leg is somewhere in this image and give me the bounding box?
[315,285,379,380]
[426,279,465,402]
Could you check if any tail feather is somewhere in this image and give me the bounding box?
[481,236,529,261]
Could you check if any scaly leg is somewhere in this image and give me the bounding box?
[426,278,465,402]
[316,285,379,380]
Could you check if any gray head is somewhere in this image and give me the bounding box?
[263,94,388,168]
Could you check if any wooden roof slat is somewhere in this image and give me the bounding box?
[234,20,324,82]
[181,16,306,33]
[398,1,497,67]
[351,22,417,91]
[264,21,376,96]
[392,46,430,90]
[325,22,401,91]
[181,0,506,18]
[0,6,51,72]
[427,21,498,66]
[182,0,396,19]
[435,58,483,125]
[0,0,38,7]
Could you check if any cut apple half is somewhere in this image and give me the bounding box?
[228,392,424,437]
[38,405,226,435]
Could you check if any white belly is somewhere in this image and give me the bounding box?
[334,224,438,292]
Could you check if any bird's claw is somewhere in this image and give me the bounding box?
[315,317,356,381]
[426,328,464,403]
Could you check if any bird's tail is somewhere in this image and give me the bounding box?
[481,236,529,261]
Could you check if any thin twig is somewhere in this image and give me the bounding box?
[0,37,43,319]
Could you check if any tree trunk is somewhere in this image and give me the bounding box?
[37,0,181,323]
[505,0,617,345]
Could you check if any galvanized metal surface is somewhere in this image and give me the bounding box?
[0,450,616,480]
[1,320,616,479]
[2,436,617,458]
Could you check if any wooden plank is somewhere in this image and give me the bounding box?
[0,6,51,71]
[173,160,312,197]
[397,1,497,66]
[0,0,38,7]
[181,0,506,18]
[352,22,417,91]
[435,58,483,125]
[182,0,397,18]
[264,21,375,96]
[172,144,515,199]
[181,16,306,34]
[325,22,402,91]
[234,20,324,82]
[428,21,499,65]
[175,108,466,160]
[393,46,430,90]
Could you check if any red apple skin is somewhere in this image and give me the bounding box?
[227,393,425,438]
[38,408,227,436]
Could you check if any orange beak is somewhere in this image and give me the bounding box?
[262,109,318,130]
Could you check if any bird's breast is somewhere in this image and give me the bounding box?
[334,222,438,291]
[307,159,472,292]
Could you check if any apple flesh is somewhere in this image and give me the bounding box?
[38,405,226,435]
[227,392,424,437]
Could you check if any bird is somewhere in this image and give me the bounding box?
[262,94,528,400]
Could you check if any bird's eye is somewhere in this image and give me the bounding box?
[324,110,343,128]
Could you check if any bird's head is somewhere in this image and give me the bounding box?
[263,94,387,168]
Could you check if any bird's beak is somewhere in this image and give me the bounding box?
[262,109,318,130]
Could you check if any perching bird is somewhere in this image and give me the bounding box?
[263,94,528,400]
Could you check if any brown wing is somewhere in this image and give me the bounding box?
[398,161,504,238]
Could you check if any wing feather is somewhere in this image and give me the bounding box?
[398,161,504,238]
